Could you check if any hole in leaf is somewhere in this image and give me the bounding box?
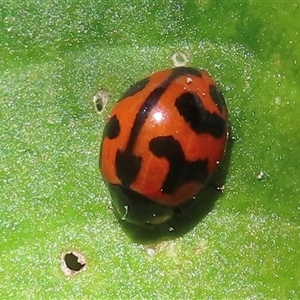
[93,89,109,114]
[172,51,189,67]
[61,250,86,276]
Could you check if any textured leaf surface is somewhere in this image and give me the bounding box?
[1,1,299,299]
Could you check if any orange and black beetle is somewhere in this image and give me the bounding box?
[100,67,228,226]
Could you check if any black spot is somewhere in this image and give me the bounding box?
[175,92,226,138]
[104,115,120,139]
[119,77,150,101]
[209,85,226,113]
[115,150,142,187]
[149,136,209,194]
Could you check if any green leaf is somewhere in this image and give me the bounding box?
[1,1,299,298]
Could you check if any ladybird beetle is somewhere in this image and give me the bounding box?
[100,67,228,226]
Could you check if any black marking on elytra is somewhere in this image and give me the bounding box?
[170,66,202,78]
[116,67,203,187]
[149,135,209,195]
[209,85,226,113]
[127,67,202,152]
[175,91,226,138]
[118,77,150,102]
[100,115,120,169]
[115,86,165,187]
[126,86,165,152]
[103,115,120,139]
[115,149,142,187]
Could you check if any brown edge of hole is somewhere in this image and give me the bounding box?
[61,250,87,276]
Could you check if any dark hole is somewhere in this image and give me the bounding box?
[64,252,85,272]
[93,90,109,114]
[95,97,104,112]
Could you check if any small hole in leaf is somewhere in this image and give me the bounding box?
[61,250,86,276]
[93,89,109,114]
[172,51,189,67]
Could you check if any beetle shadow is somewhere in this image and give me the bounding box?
[117,137,234,244]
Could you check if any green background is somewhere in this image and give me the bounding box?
[1,1,299,299]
